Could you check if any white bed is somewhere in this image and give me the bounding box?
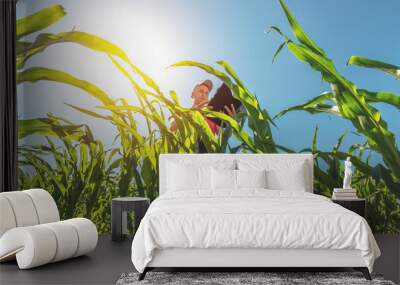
[131,154,380,280]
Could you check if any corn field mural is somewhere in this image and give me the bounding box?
[17,1,399,233]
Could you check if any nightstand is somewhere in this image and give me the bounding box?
[332,198,366,218]
[111,197,150,242]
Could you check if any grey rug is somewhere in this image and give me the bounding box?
[116,272,396,285]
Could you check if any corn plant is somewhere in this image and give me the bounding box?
[303,125,400,233]
[18,114,118,233]
[16,4,232,230]
[17,5,153,199]
[170,61,277,153]
[16,5,146,231]
[16,3,399,234]
[270,0,400,201]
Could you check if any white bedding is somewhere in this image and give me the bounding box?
[131,190,380,273]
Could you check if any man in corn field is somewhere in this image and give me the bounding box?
[169,80,236,152]
[170,80,236,133]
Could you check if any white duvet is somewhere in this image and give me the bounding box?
[131,190,380,273]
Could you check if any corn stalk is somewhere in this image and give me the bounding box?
[271,0,400,199]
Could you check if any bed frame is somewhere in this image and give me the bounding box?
[139,154,371,280]
[141,248,370,280]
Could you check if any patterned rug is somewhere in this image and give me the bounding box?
[116,271,395,285]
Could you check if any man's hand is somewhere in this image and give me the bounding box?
[192,99,209,109]
[224,104,236,117]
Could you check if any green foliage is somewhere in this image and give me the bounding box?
[18,115,117,233]
[17,5,143,232]
[18,116,86,140]
[305,126,400,233]
[170,60,276,153]
[347,56,400,80]
[16,4,229,232]
[16,3,399,234]
[271,0,400,232]
[271,1,400,189]
[16,4,65,39]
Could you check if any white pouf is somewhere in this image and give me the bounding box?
[0,189,98,269]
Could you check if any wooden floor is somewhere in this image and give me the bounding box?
[0,235,134,285]
[1,234,398,284]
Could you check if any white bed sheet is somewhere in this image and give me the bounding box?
[131,189,380,273]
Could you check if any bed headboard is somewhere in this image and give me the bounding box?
[159,153,314,195]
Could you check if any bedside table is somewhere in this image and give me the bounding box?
[332,198,366,218]
[111,197,150,242]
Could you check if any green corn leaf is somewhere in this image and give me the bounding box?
[65,103,111,120]
[312,125,319,153]
[16,4,66,39]
[18,118,84,140]
[117,98,139,130]
[96,106,146,145]
[107,148,120,164]
[278,0,325,56]
[267,26,287,38]
[358,89,400,110]
[272,41,287,63]
[218,59,276,128]
[16,41,32,55]
[17,44,48,70]
[219,124,233,153]
[99,104,145,116]
[287,42,350,89]
[185,111,219,153]
[347,56,400,80]
[370,165,400,197]
[217,61,248,91]
[25,31,129,64]
[108,55,153,133]
[170,60,229,80]
[79,143,89,174]
[313,165,338,192]
[169,90,180,105]
[274,92,341,119]
[274,92,338,119]
[141,157,155,186]
[205,110,259,153]
[17,30,161,94]
[333,132,347,152]
[17,67,114,105]
[107,157,122,173]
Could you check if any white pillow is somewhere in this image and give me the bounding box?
[211,169,267,190]
[236,169,267,189]
[211,168,236,190]
[166,159,236,192]
[237,159,308,191]
[265,163,307,191]
[168,163,211,191]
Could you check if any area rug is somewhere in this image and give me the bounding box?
[116,272,395,285]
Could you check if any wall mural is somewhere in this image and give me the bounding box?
[17,1,400,233]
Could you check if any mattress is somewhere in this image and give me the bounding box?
[131,189,380,273]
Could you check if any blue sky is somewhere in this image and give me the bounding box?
[18,0,400,162]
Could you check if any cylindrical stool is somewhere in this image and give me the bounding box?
[111,197,150,242]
